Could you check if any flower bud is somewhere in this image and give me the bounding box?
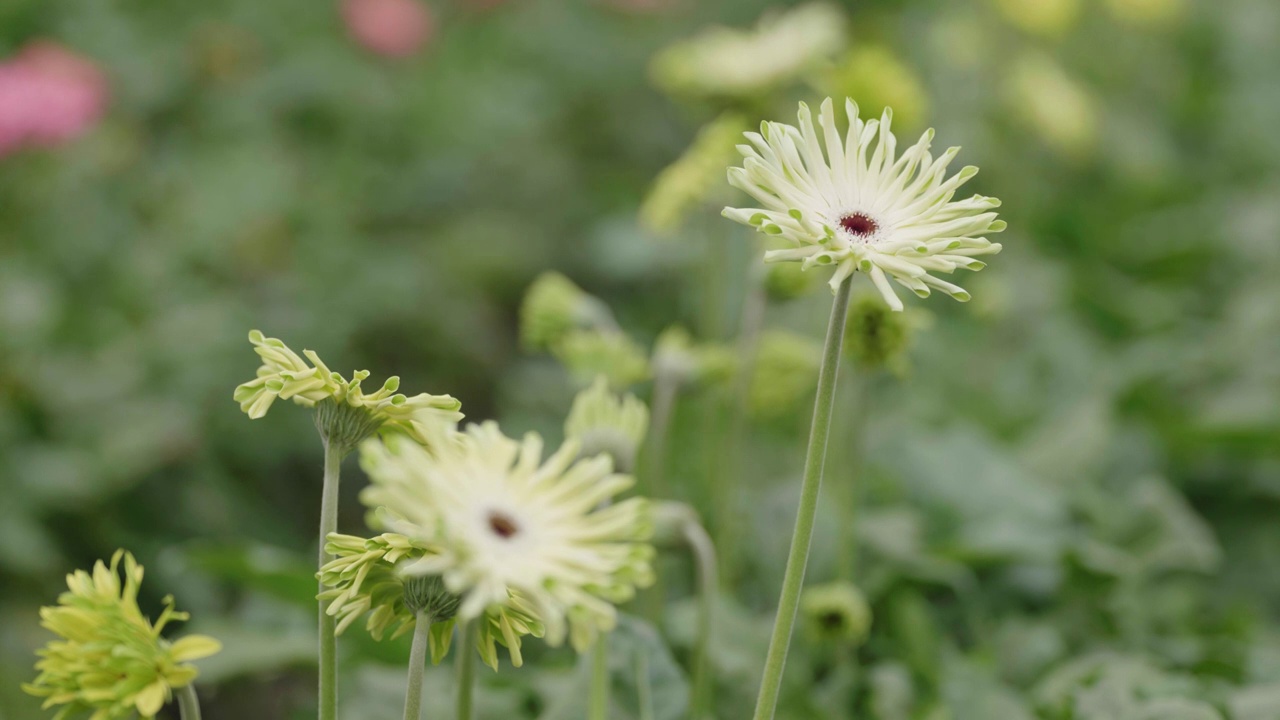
[843,293,911,372]
[801,581,873,647]
[564,376,649,473]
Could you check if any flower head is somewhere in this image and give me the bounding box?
[650,3,846,99]
[723,98,1005,311]
[24,551,221,720]
[341,0,434,59]
[318,533,544,668]
[564,376,649,473]
[233,330,462,447]
[651,326,736,388]
[359,423,654,652]
[520,273,618,352]
[0,41,107,157]
[800,581,873,647]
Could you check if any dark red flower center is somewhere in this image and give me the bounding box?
[839,213,879,237]
[487,510,520,539]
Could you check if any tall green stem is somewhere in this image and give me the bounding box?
[404,612,432,720]
[645,370,679,499]
[455,622,476,720]
[177,684,202,720]
[318,440,343,720]
[751,277,853,720]
[588,633,610,720]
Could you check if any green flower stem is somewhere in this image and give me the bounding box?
[177,684,202,720]
[682,515,718,720]
[751,276,853,720]
[645,369,680,499]
[455,622,476,720]
[588,633,610,720]
[635,649,654,720]
[318,440,344,720]
[404,613,433,720]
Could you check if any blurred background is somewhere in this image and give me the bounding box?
[2,0,1280,718]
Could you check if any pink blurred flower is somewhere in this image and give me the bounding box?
[0,41,108,157]
[342,0,434,59]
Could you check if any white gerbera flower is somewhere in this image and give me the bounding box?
[358,422,654,652]
[723,98,1006,311]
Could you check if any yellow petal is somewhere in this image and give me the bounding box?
[170,635,223,662]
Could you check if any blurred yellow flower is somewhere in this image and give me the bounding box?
[1006,52,1098,158]
[24,551,221,720]
[650,3,846,99]
[1104,0,1185,28]
[992,0,1080,36]
[816,45,929,130]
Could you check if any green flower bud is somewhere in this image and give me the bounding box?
[801,581,873,647]
[564,376,649,473]
[23,551,221,720]
[764,261,817,303]
[843,293,911,372]
[552,328,651,389]
[520,272,617,352]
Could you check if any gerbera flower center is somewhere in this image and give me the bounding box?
[839,212,879,238]
[487,510,520,539]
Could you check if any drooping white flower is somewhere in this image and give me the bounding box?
[723,98,1006,311]
[359,423,654,652]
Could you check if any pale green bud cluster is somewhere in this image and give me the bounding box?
[318,533,545,669]
[233,330,463,448]
[800,581,873,647]
[564,376,650,473]
[553,328,651,389]
[639,113,749,236]
[23,551,221,720]
[519,272,618,352]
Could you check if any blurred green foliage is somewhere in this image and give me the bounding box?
[2,0,1280,718]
